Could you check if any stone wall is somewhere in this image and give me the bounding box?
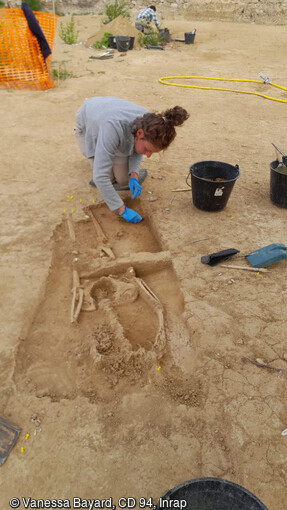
[41,0,287,24]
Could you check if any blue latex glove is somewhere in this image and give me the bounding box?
[129,177,142,199]
[120,207,142,223]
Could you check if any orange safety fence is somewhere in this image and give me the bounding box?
[0,8,57,90]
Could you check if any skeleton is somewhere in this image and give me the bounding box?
[85,267,166,354]
[85,206,115,260]
[124,267,166,353]
[70,269,84,323]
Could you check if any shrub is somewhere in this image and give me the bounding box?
[59,15,78,45]
[138,31,164,47]
[23,0,42,11]
[105,0,130,21]
[93,32,112,49]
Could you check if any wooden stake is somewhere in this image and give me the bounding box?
[171,188,190,192]
[221,264,271,273]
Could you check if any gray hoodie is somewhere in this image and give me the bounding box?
[78,96,148,210]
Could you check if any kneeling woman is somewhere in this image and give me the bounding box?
[74,96,189,223]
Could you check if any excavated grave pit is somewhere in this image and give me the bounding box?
[14,203,193,403]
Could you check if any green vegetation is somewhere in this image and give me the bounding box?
[92,32,112,49]
[138,31,164,47]
[52,64,74,80]
[0,1,5,6]
[105,0,130,21]
[59,15,78,45]
[22,0,42,11]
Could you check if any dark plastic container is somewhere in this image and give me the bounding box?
[109,36,134,50]
[116,36,132,52]
[156,478,268,510]
[185,32,195,44]
[108,35,117,49]
[190,160,240,212]
[128,36,135,50]
[270,160,287,208]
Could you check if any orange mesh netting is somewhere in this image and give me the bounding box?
[0,8,57,90]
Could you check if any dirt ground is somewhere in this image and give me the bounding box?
[1,12,287,510]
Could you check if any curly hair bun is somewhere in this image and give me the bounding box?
[163,106,190,126]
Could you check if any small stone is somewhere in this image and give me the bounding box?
[256,358,265,364]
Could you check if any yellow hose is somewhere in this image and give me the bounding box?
[158,75,287,103]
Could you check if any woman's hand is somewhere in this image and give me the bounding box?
[129,177,142,199]
[118,206,142,223]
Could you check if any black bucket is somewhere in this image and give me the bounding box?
[128,36,135,50]
[185,32,195,44]
[189,160,240,212]
[270,160,287,208]
[108,35,117,49]
[116,36,132,52]
[156,478,268,510]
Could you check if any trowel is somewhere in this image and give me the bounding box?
[246,243,287,268]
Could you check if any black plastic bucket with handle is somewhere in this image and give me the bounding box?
[185,32,195,44]
[108,35,117,48]
[156,478,268,510]
[189,160,240,212]
[270,160,287,208]
[110,36,134,50]
[116,36,132,52]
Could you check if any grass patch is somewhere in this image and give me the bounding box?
[52,64,74,80]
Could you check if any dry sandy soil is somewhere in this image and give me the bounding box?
[1,11,287,510]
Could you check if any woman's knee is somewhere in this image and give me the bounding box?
[114,173,129,186]
[112,157,129,185]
